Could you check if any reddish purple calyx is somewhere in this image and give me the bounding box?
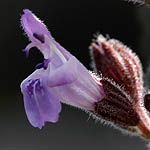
[94,78,140,127]
[91,36,150,139]
[91,38,143,101]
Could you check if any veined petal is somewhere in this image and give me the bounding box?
[22,80,43,128]
[48,56,78,87]
[21,73,61,129]
[48,56,105,110]
[35,78,61,123]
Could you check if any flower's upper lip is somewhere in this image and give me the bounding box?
[21,9,49,42]
[21,9,72,62]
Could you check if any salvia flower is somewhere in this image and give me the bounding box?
[20,9,104,129]
[21,9,150,140]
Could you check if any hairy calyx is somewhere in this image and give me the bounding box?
[91,35,150,139]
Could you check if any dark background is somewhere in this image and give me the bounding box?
[0,0,150,149]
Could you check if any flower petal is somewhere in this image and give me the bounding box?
[21,76,61,129]
[48,56,78,87]
[21,9,49,42]
[21,79,43,128]
[48,56,105,110]
[21,9,71,60]
[35,78,61,123]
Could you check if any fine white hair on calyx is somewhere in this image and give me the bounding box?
[85,110,140,138]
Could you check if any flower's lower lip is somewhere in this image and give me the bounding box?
[26,79,40,96]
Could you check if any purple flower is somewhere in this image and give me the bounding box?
[20,9,104,129]
[20,9,150,140]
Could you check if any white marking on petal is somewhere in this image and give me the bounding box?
[44,35,67,64]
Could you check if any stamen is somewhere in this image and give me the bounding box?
[33,33,45,43]
[22,49,29,57]
[26,42,35,50]
[43,59,50,69]
[35,59,50,70]
[44,35,67,63]
[35,62,44,70]
[23,42,36,57]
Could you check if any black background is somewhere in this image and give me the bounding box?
[1,0,150,149]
